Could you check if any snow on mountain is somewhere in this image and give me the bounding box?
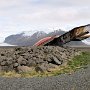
[31,31,47,39]
[36,31,46,37]
[21,30,47,37]
[22,30,37,37]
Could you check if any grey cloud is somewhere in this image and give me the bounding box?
[29,0,90,7]
[0,0,90,38]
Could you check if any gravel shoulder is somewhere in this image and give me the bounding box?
[0,65,90,90]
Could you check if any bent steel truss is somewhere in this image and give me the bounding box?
[34,24,90,46]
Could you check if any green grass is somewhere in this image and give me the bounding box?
[0,52,90,77]
[68,52,90,70]
[40,51,90,76]
[50,51,90,76]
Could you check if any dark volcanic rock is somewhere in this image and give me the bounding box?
[35,65,46,73]
[51,56,62,65]
[13,63,19,68]
[0,46,81,72]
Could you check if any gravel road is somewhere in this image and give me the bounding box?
[0,65,90,90]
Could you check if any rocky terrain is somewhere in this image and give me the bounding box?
[0,46,80,73]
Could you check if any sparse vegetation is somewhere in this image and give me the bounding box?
[0,52,90,78]
[68,52,90,70]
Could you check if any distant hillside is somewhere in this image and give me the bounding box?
[4,31,47,46]
[4,29,86,46]
[65,41,86,46]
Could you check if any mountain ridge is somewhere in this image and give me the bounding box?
[4,29,86,46]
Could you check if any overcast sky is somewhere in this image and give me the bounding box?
[0,0,90,42]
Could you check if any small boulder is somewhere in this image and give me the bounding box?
[13,63,19,67]
[17,66,33,73]
[17,56,25,65]
[52,56,62,65]
[0,61,8,66]
[35,64,47,73]
[1,66,9,72]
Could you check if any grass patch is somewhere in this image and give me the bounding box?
[0,52,90,77]
[68,52,90,70]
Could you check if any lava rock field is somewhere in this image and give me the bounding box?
[0,46,80,73]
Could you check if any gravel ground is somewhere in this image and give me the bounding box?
[0,65,90,90]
